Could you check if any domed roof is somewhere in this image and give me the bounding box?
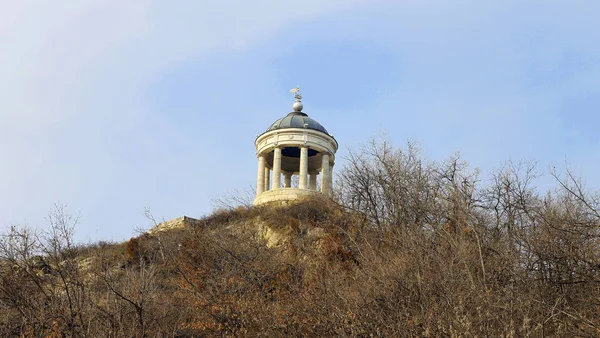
[266,112,329,134]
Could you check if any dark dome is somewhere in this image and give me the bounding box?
[266,112,328,134]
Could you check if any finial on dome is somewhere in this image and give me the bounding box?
[290,86,303,112]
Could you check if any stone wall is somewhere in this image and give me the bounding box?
[253,188,318,206]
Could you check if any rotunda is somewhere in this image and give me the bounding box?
[254,88,338,205]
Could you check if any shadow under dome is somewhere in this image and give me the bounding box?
[265,148,324,173]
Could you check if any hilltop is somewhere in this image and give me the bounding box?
[2,140,600,337]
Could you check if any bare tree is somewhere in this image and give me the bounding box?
[211,185,256,210]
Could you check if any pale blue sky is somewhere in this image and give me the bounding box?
[1,1,599,242]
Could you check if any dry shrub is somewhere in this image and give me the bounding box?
[3,140,600,337]
[126,237,140,262]
[202,205,255,227]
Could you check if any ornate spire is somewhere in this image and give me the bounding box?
[290,86,303,112]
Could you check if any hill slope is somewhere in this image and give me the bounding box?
[2,190,600,336]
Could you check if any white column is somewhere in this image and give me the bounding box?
[321,153,330,194]
[299,147,308,189]
[256,155,265,195]
[309,172,317,190]
[272,147,282,190]
[264,167,270,191]
[284,172,292,188]
[328,162,334,195]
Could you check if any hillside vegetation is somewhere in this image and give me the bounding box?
[2,140,600,337]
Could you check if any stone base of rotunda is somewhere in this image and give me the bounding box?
[253,188,320,206]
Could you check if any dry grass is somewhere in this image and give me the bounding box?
[2,139,600,336]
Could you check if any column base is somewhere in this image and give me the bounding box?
[253,188,321,206]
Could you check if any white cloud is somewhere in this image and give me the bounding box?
[2,0,599,241]
[0,1,368,239]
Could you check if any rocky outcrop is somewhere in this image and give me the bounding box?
[148,216,203,234]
